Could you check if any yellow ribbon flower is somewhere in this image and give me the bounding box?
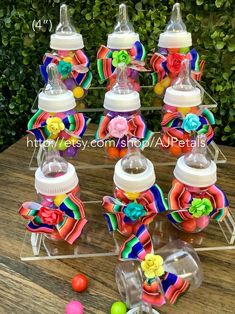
[141,254,165,279]
[46,117,65,136]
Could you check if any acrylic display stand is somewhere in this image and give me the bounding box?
[20,201,235,261]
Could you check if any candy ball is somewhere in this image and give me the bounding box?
[119,148,128,158]
[58,130,71,140]
[73,87,85,99]
[169,145,182,156]
[107,147,120,159]
[64,78,76,91]
[54,194,67,207]
[161,76,171,88]
[63,56,73,64]
[179,47,190,54]
[164,104,177,112]
[154,83,164,95]
[168,48,179,54]
[72,274,88,293]
[177,107,191,115]
[110,301,127,314]
[56,139,67,151]
[181,219,197,233]
[66,146,78,158]
[196,216,210,229]
[65,301,84,314]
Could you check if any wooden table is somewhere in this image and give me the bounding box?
[0,125,235,314]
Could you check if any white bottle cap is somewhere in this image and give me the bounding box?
[107,4,139,49]
[50,4,84,50]
[158,3,192,48]
[38,63,76,112]
[114,139,156,192]
[164,59,201,107]
[35,163,79,196]
[104,63,141,111]
[174,135,217,187]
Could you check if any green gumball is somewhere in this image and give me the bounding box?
[56,139,67,151]
[111,301,127,314]
[179,47,190,54]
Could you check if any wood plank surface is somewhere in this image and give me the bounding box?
[0,124,234,314]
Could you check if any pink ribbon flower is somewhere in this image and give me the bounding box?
[108,116,128,138]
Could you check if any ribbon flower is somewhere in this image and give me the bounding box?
[40,49,92,92]
[167,180,229,225]
[119,226,190,307]
[150,48,205,84]
[27,109,88,143]
[95,114,153,150]
[97,41,148,82]
[19,193,87,244]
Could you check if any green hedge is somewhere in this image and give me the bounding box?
[0,0,234,151]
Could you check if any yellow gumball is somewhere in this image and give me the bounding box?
[125,192,140,201]
[69,136,79,145]
[76,102,86,109]
[73,86,85,99]
[63,57,73,64]
[161,76,171,88]
[54,194,67,207]
[154,83,164,95]
[177,107,191,115]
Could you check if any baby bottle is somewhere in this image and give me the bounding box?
[40,4,92,100]
[151,2,204,95]
[115,239,202,312]
[97,3,147,91]
[160,59,214,157]
[103,138,168,239]
[167,134,229,233]
[28,63,88,158]
[19,140,87,243]
[95,63,153,159]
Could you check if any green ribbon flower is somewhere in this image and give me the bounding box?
[112,50,131,67]
[189,198,213,218]
[58,60,72,78]
[123,202,146,221]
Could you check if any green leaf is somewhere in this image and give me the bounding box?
[215,41,225,49]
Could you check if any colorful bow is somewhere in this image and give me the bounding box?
[19,193,87,244]
[119,226,190,307]
[40,49,92,91]
[150,49,205,84]
[95,114,153,149]
[97,41,148,82]
[27,109,88,143]
[167,180,229,225]
[161,109,215,146]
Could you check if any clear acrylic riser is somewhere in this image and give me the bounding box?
[28,133,226,170]
[20,201,235,261]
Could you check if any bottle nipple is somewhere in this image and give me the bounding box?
[55,4,76,35]
[173,59,195,91]
[165,3,187,33]
[40,140,68,177]
[184,134,211,169]
[45,63,67,95]
[113,3,134,33]
[121,138,148,174]
[111,63,134,94]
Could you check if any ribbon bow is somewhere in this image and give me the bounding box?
[19,193,87,244]
[150,49,205,84]
[27,109,88,143]
[95,114,153,149]
[40,49,92,91]
[119,226,190,307]
[161,109,215,147]
[97,41,148,82]
[167,180,229,225]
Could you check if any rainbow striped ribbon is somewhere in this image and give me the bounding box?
[95,114,154,150]
[27,109,88,143]
[150,48,203,83]
[19,194,87,245]
[97,41,147,82]
[167,180,229,224]
[40,49,92,90]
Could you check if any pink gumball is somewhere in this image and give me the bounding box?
[58,130,71,140]
[55,112,66,119]
[65,301,84,314]
[196,216,210,229]
[164,104,177,112]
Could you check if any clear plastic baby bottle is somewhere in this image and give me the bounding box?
[40,4,92,100]
[115,240,202,312]
[28,63,88,158]
[95,63,152,159]
[151,3,203,95]
[168,134,229,233]
[160,59,214,157]
[97,3,146,91]
[19,140,87,243]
